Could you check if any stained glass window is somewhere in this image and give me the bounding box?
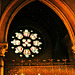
[23,49,31,58]
[30,33,37,40]
[11,28,43,58]
[15,33,23,39]
[11,39,20,45]
[23,29,30,37]
[30,46,39,54]
[15,46,23,53]
[33,40,42,46]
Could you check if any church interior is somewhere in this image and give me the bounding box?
[0,0,75,75]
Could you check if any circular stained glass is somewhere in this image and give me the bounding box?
[10,27,43,58]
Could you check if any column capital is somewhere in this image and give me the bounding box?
[0,42,8,57]
[72,45,75,54]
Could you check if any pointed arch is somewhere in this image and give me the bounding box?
[0,0,75,47]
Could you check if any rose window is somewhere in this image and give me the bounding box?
[11,28,43,58]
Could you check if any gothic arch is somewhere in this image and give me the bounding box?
[0,0,75,75]
[0,0,75,51]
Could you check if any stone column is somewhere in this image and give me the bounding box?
[72,45,75,64]
[0,43,8,75]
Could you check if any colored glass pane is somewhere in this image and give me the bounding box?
[11,28,42,58]
[30,33,37,40]
[15,33,23,39]
[11,39,20,45]
[23,49,31,58]
[33,40,42,46]
[23,29,30,37]
[15,46,23,53]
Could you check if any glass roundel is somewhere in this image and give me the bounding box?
[11,27,43,58]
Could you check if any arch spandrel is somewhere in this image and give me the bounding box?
[39,0,75,45]
[0,0,35,42]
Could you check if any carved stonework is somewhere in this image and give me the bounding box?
[72,45,75,54]
[0,43,8,56]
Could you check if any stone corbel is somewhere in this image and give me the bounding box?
[0,43,8,57]
[72,45,75,54]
